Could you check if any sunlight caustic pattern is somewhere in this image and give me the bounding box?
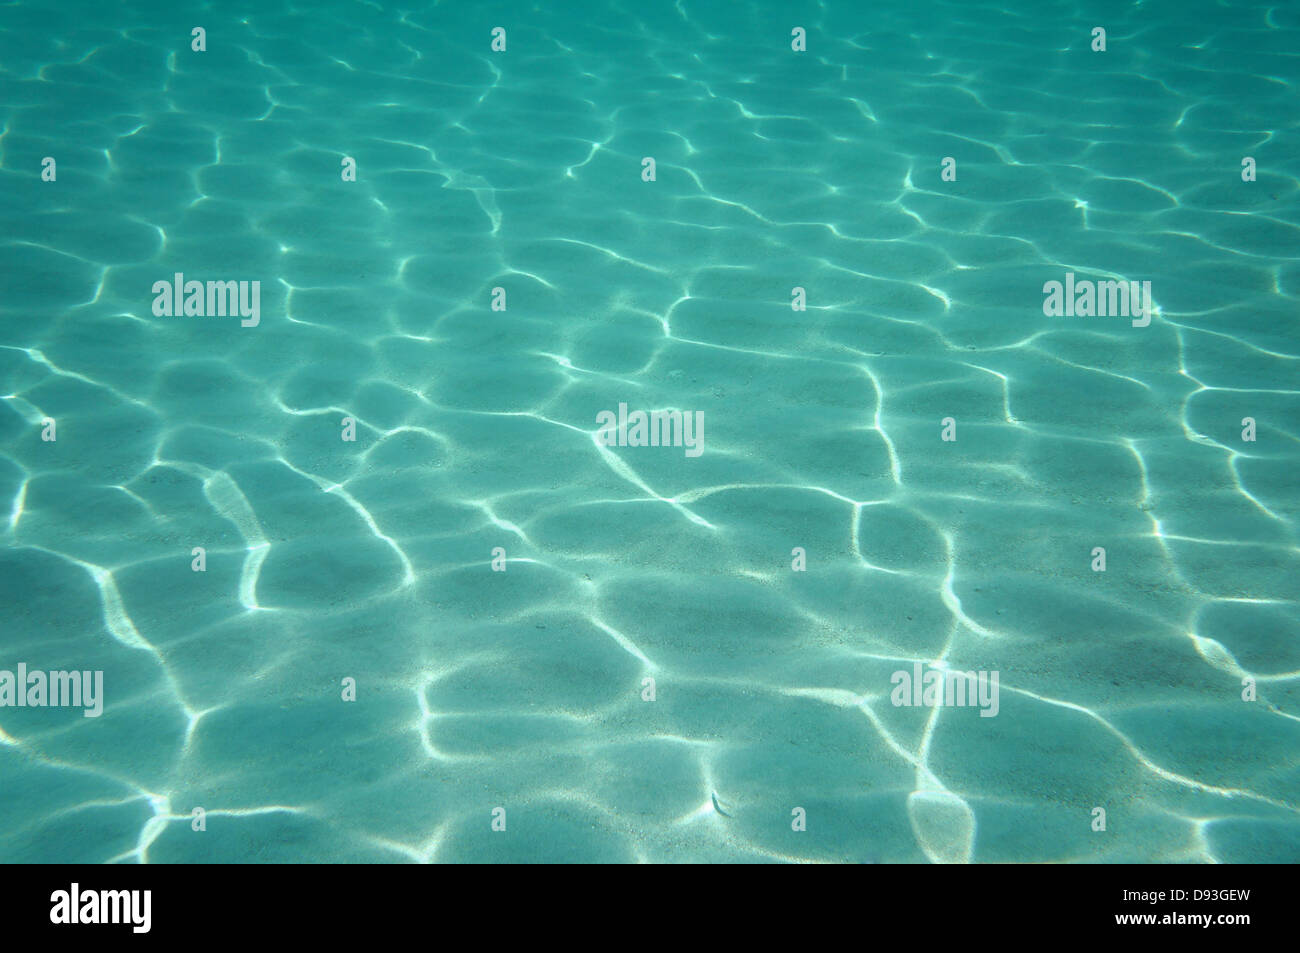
[0,0,1298,863]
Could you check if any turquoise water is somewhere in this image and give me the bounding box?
[1,0,1298,863]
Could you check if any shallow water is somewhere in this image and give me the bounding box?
[1,0,1298,863]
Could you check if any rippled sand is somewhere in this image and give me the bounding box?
[1,0,1298,863]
